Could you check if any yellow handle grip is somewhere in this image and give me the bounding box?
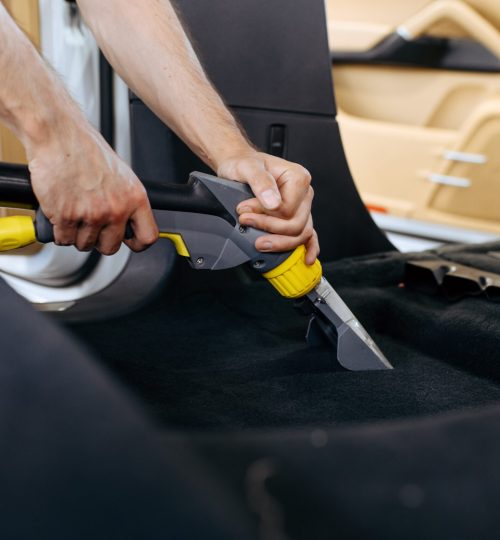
[0,216,37,251]
[263,245,322,299]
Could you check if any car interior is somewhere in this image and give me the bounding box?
[327,0,500,248]
[1,1,500,538]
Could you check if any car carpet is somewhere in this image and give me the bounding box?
[72,242,500,430]
[68,241,500,539]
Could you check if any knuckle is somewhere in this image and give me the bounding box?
[109,207,127,225]
[132,184,149,203]
[60,211,77,227]
[304,224,314,238]
[139,229,159,247]
[144,232,159,246]
[289,166,311,189]
[302,168,312,184]
[280,205,295,220]
[84,207,104,226]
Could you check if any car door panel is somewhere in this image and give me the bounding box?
[328,0,500,53]
[328,0,500,235]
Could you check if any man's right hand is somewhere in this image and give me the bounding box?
[28,120,158,256]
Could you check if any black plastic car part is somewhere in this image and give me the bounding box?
[332,34,500,73]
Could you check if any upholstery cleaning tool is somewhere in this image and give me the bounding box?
[0,168,391,371]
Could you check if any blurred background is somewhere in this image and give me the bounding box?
[326,0,500,250]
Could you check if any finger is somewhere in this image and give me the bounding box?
[75,223,102,252]
[274,174,313,219]
[235,162,282,211]
[255,213,314,253]
[236,197,265,216]
[53,222,78,247]
[263,159,312,217]
[95,223,126,256]
[305,229,320,265]
[255,223,314,255]
[255,233,309,254]
[124,204,159,253]
[239,195,312,236]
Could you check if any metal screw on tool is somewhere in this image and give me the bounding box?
[196,257,204,266]
[239,226,247,234]
[253,260,263,269]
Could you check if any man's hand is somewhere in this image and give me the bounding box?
[77,1,319,264]
[0,3,157,256]
[218,151,319,265]
[29,121,158,255]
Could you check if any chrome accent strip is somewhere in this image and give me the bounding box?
[428,173,471,188]
[443,150,487,164]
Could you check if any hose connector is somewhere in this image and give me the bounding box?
[263,245,322,298]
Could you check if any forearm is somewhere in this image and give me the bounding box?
[0,4,157,255]
[77,0,251,171]
[77,0,318,260]
[0,4,84,156]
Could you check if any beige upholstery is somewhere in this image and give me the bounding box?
[329,0,500,233]
[327,0,500,53]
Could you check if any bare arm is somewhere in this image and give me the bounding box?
[77,0,319,262]
[0,3,157,254]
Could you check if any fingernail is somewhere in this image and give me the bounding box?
[260,242,273,251]
[260,189,281,209]
[237,205,252,215]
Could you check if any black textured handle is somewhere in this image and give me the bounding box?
[34,207,135,244]
[0,163,238,243]
[0,163,231,213]
[0,163,38,207]
[34,207,54,243]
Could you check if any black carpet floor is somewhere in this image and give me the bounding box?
[72,243,500,431]
[67,242,500,539]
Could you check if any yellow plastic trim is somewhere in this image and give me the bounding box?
[263,245,322,299]
[0,215,36,251]
[159,232,190,257]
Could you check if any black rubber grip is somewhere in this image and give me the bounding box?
[0,162,233,224]
[0,163,38,207]
[0,162,232,243]
[34,207,135,244]
[34,207,54,243]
